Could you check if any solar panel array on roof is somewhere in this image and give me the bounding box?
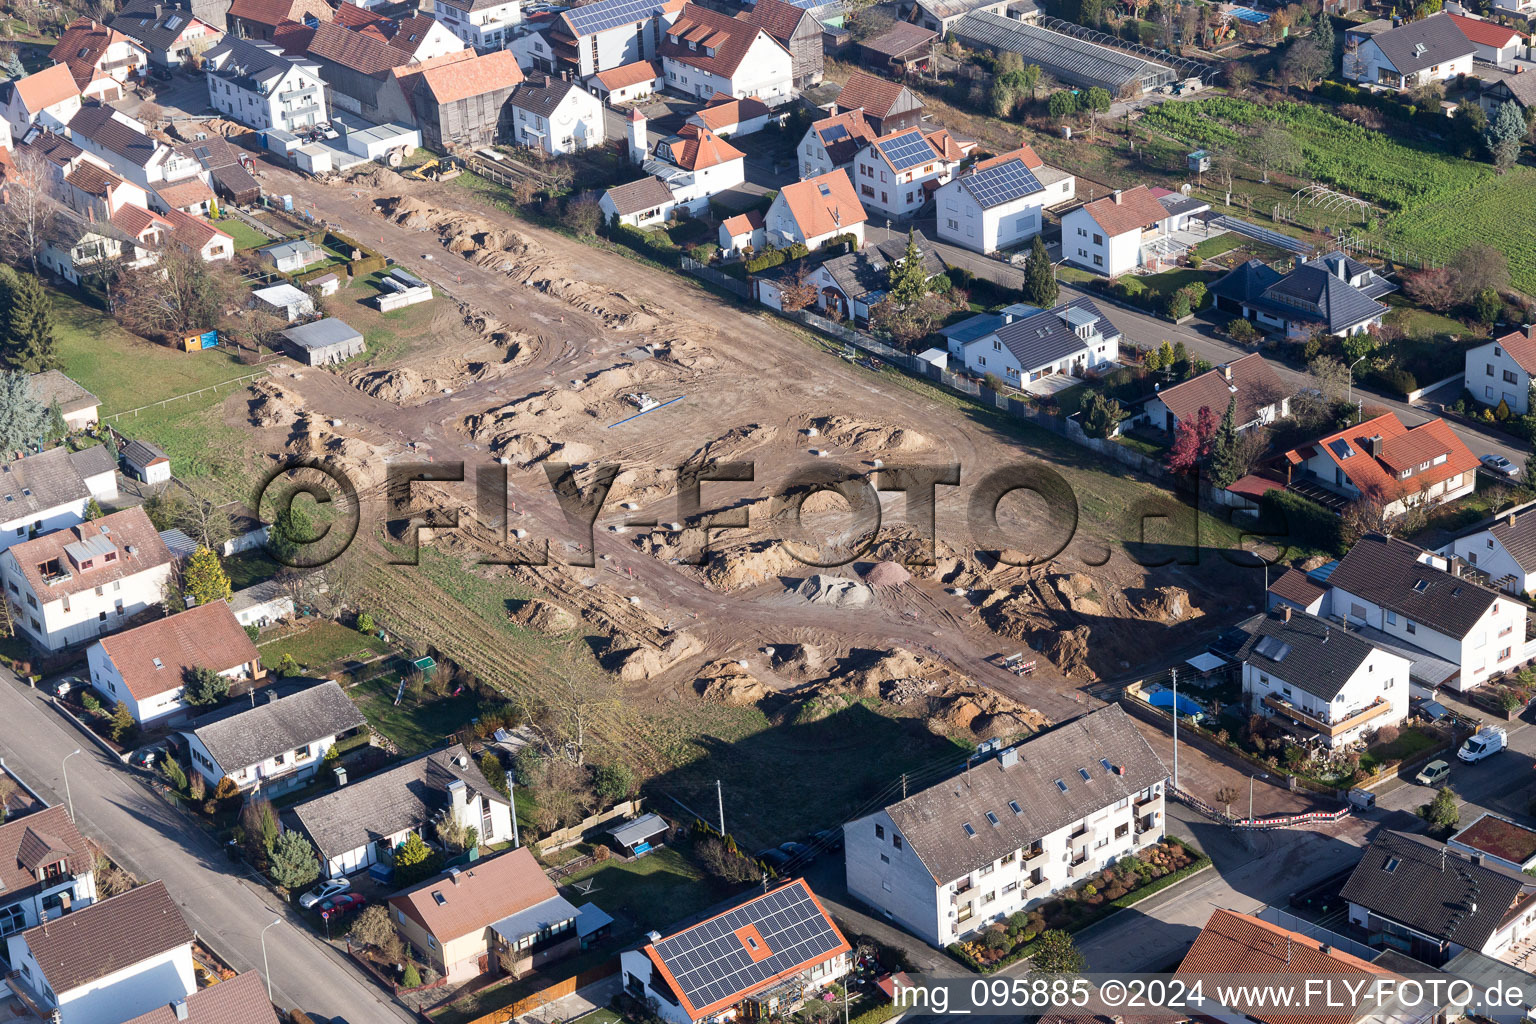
[1327,438,1356,460]
[820,123,849,142]
[1253,635,1292,661]
[878,129,935,171]
[652,884,843,1013]
[961,158,1043,208]
[564,0,665,37]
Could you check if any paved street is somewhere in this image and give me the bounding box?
[0,673,413,1024]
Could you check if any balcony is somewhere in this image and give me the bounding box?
[1134,793,1158,813]
[1022,846,1046,866]
[1067,824,1089,842]
[1262,694,1392,739]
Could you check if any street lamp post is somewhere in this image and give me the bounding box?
[1347,354,1368,412]
[1249,771,1269,822]
[61,749,81,822]
[261,917,281,1002]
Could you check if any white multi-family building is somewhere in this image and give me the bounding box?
[1059,185,1171,277]
[849,125,969,219]
[0,446,116,556]
[508,74,605,155]
[532,0,683,77]
[627,109,745,215]
[1239,606,1411,750]
[203,37,328,133]
[844,704,1168,948]
[0,507,173,652]
[658,3,792,102]
[432,0,522,51]
[1465,324,1536,415]
[934,143,1074,254]
[0,804,98,942]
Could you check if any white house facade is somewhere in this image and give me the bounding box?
[957,298,1120,388]
[1441,504,1536,596]
[181,680,368,793]
[935,146,1074,254]
[0,805,98,944]
[204,38,328,133]
[1465,325,1536,415]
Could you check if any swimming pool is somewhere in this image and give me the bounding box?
[1228,5,1271,22]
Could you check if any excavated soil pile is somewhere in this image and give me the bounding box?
[809,415,931,454]
[863,561,911,587]
[352,368,426,404]
[701,541,799,591]
[615,633,704,683]
[247,380,301,428]
[694,660,771,705]
[794,574,874,608]
[510,599,578,634]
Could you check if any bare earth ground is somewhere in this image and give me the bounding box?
[224,160,1268,815]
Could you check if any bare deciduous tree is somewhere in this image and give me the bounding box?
[0,146,61,272]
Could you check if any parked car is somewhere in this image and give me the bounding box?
[1459,726,1507,763]
[319,893,365,919]
[1480,454,1520,478]
[149,65,173,81]
[130,744,166,769]
[779,841,812,861]
[299,878,351,908]
[1414,759,1450,786]
[53,676,83,697]
[755,848,791,870]
[813,827,843,852]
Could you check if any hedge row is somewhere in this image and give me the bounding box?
[850,1001,904,1024]
[1258,488,1342,556]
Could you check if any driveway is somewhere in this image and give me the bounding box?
[0,673,413,1024]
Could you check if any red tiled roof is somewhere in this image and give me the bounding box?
[393,48,477,118]
[779,168,866,239]
[1267,566,1324,607]
[594,60,660,91]
[1286,412,1479,503]
[332,3,391,29]
[0,806,91,901]
[7,506,171,599]
[228,0,331,29]
[120,971,279,1024]
[660,3,785,79]
[11,64,80,114]
[418,48,523,103]
[834,70,908,118]
[1493,324,1536,376]
[109,203,170,239]
[721,209,763,236]
[1078,184,1166,237]
[307,21,414,76]
[1157,353,1287,429]
[691,93,771,131]
[156,177,214,209]
[389,848,558,941]
[389,14,449,51]
[666,123,745,170]
[922,125,969,162]
[51,18,142,89]
[64,160,121,196]
[97,602,259,702]
[270,20,317,54]
[1446,13,1521,47]
[808,108,875,166]
[972,142,1043,172]
[20,881,194,995]
[736,0,812,42]
[165,207,232,253]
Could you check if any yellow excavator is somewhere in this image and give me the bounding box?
[406,155,465,181]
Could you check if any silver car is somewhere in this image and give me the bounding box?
[298,877,351,909]
[1480,454,1520,478]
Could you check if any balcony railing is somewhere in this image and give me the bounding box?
[1067,824,1089,842]
[1022,847,1046,866]
[1262,693,1392,738]
[1134,793,1158,812]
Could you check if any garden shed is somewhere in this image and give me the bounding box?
[281,317,365,365]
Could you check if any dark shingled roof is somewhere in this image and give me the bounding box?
[67,104,162,169]
[1368,12,1472,75]
[1267,567,1325,609]
[1480,508,1536,573]
[1328,534,1501,640]
[289,743,508,861]
[987,297,1120,373]
[1341,830,1533,949]
[1234,608,1385,701]
[28,371,98,418]
[186,680,366,771]
[876,704,1167,883]
[1212,258,1389,334]
[603,175,675,216]
[0,446,92,523]
[19,880,193,994]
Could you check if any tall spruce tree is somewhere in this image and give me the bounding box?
[1023,234,1059,308]
[5,273,56,372]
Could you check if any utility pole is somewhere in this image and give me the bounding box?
[1170,668,1179,791]
[716,779,725,836]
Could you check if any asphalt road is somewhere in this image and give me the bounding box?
[0,672,413,1024]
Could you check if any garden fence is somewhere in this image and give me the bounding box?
[680,256,753,299]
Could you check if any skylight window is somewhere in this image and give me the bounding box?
[1008,800,1022,814]
[1078,768,1090,781]
[432,891,446,904]
[985,811,1000,826]
[1413,579,1429,592]
[962,823,976,837]
[1100,758,1113,771]
[1383,857,1400,873]
[152,658,163,668]
[1054,779,1068,792]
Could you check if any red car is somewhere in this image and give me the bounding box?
[319,894,365,919]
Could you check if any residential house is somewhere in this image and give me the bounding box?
[0,507,174,652]
[1322,533,1528,692]
[718,208,764,255]
[590,60,664,102]
[659,4,793,102]
[304,22,416,123]
[757,230,945,322]
[258,238,325,272]
[1441,502,1536,596]
[538,0,683,79]
[86,601,262,726]
[954,297,1121,390]
[229,579,294,629]
[0,65,83,136]
[0,805,97,942]
[844,704,1167,948]
[6,881,195,1024]
[154,175,216,214]
[432,0,524,52]
[1449,813,1536,873]
[860,22,937,72]
[830,70,924,135]
[203,38,328,133]
[1059,185,1171,277]
[850,125,970,218]
[1446,12,1523,64]
[1139,353,1290,435]
[163,207,234,262]
[735,0,823,86]
[934,143,1075,254]
[508,74,605,155]
[620,880,851,1024]
[1343,830,1536,965]
[39,205,163,286]
[1265,568,1327,617]
[412,50,524,151]
[599,174,677,229]
[1176,910,1420,1024]
[685,92,779,137]
[796,109,876,180]
[642,123,745,215]
[1344,13,1473,89]
[387,848,581,982]
[1238,605,1410,749]
[909,0,1013,35]
[119,971,280,1024]
[225,0,331,42]
[385,15,466,61]
[289,743,513,878]
[29,371,100,432]
[176,130,261,206]
[109,3,224,68]
[180,679,368,793]
[1464,324,1536,415]
[1282,412,1478,516]
[1479,73,1536,117]
[66,104,207,193]
[1210,251,1395,339]
[941,301,1041,357]
[50,18,149,92]
[0,446,118,555]
[764,169,867,250]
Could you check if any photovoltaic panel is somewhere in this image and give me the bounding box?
[651,882,845,1013]
[820,123,849,142]
[878,129,935,171]
[961,158,1043,208]
[564,0,664,37]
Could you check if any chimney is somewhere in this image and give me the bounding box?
[1525,324,1536,340]
[1112,189,1123,205]
[334,764,347,786]
[265,689,279,703]
[154,2,163,17]
[447,778,470,824]
[1510,511,1518,528]
[1281,604,1292,622]
[647,930,663,943]
[449,866,462,885]
[1452,561,1462,577]
[173,1000,189,1022]
[1221,363,1232,382]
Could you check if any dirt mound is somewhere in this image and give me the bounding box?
[794,574,874,608]
[348,165,403,189]
[928,690,1046,738]
[863,561,911,587]
[616,633,704,683]
[352,368,425,404]
[1050,573,1103,615]
[695,660,771,705]
[288,415,391,488]
[247,380,300,428]
[809,415,931,455]
[689,424,777,464]
[771,643,823,675]
[1038,626,1095,681]
[1133,586,1197,624]
[702,542,799,591]
[510,599,578,634]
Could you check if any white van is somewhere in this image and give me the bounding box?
[1458,726,1507,763]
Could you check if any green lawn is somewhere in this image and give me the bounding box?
[1190,232,1244,260]
[216,216,276,251]
[257,619,389,672]
[347,676,486,755]
[224,551,283,590]
[559,847,728,939]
